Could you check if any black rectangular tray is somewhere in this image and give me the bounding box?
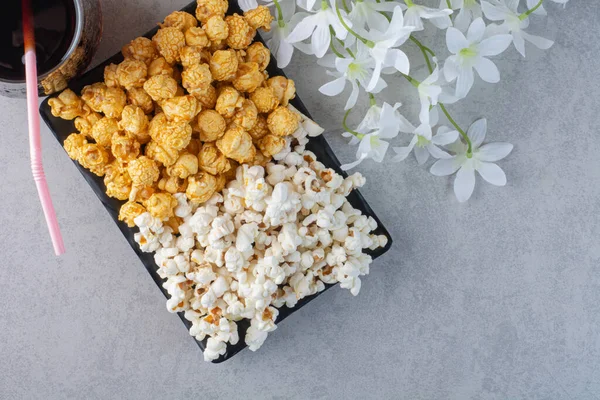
[40,0,392,363]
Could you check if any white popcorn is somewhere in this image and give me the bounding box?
[264,182,301,226]
[224,247,244,273]
[187,265,216,285]
[204,337,227,361]
[278,223,302,255]
[245,325,269,352]
[174,193,192,218]
[236,222,258,252]
[223,190,245,215]
[132,134,388,361]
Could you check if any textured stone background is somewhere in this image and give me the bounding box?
[1,1,599,399]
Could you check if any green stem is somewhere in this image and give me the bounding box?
[343,109,364,139]
[368,93,376,106]
[409,36,434,74]
[341,0,350,13]
[410,35,471,156]
[329,27,344,58]
[520,0,543,20]
[273,0,284,22]
[445,0,454,21]
[440,103,472,157]
[401,73,420,88]
[335,5,374,47]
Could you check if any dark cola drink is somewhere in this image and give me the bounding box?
[0,0,77,81]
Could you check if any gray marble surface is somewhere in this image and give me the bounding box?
[1,1,599,399]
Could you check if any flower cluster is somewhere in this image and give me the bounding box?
[241,0,569,201]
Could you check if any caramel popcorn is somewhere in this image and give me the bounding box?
[245,42,270,71]
[116,58,148,89]
[186,138,201,155]
[250,147,270,166]
[209,49,238,81]
[233,99,258,130]
[247,114,270,140]
[74,111,102,137]
[161,95,200,122]
[243,6,273,32]
[194,84,217,108]
[256,134,286,157]
[148,113,192,150]
[267,76,296,106]
[118,201,146,227]
[195,0,228,24]
[80,143,111,176]
[152,27,186,64]
[122,37,158,66]
[182,63,212,97]
[148,57,177,78]
[104,64,120,88]
[249,86,278,114]
[209,39,228,52]
[105,162,133,200]
[132,185,157,203]
[111,131,141,163]
[128,156,160,186]
[145,140,180,167]
[214,173,227,192]
[81,82,108,113]
[160,11,198,31]
[143,74,178,101]
[120,105,150,144]
[223,159,238,181]
[49,88,87,119]
[159,175,183,195]
[56,3,317,229]
[204,16,229,42]
[232,62,264,93]
[102,87,127,119]
[63,133,87,161]
[225,14,255,50]
[167,152,199,179]
[194,109,226,142]
[198,142,231,175]
[180,46,202,68]
[146,192,178,220]
[126,87,154,114]
[91,117,120,147]
[186,172,218,203]
[216,126,256,163]
[147,113,167,141]
[267,106,299,137]
[158,173,188,194]
[215,86,244,118]
[185,26,210,48]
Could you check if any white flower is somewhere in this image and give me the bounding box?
[363,6,415,91]
[430,118,513,202]
[348,0,397,31]
[416,60,457,125]
[402,0,453,31]
[341,102,403,170]
[444,0,483,32]
[481,0,553,57]
[392,113,459,165]
[286,0,351,58]
[444,18,512,98]
[318,43,387,110]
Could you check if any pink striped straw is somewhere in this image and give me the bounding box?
[22,0,65,256]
